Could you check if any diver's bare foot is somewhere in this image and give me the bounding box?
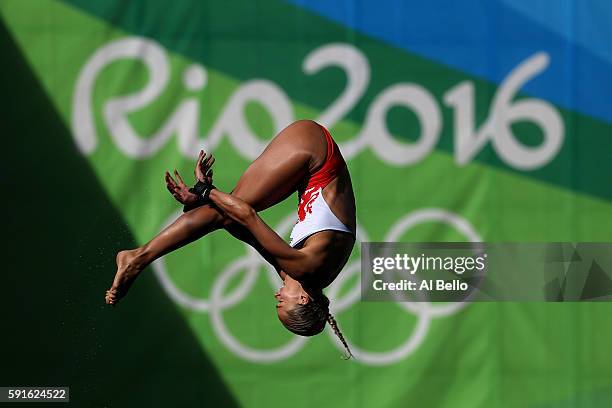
[105,249,144,305]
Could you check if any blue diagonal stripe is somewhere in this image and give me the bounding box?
[287,0,612,124]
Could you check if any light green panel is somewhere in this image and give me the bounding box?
[3,1,612,407]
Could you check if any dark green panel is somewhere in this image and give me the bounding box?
[0,18,238,408]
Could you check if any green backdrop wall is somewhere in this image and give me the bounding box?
[2,1,612,407]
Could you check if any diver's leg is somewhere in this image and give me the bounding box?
[136,120,326,262]
[229,120,327,210]
[106,205,227,304]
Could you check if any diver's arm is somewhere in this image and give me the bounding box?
[223,222,287,281]
[208,189,315,280]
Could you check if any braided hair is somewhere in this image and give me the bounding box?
[282,294,354,359]
[326,312,353,360]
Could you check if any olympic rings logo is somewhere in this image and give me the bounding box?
[152,208,481,366]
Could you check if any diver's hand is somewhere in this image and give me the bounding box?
[165,169,199,206]
[195,150,215,184]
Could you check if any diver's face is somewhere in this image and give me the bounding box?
[275,275,309,323]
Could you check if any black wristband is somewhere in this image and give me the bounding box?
[191,180,209,196]
[183,183,215,212]
[202,185,215,201]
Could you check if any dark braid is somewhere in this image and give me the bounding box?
[327,313,353,360]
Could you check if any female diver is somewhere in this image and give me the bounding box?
[105,120,356,357]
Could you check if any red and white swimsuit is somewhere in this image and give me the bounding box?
[289,125,353,247]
